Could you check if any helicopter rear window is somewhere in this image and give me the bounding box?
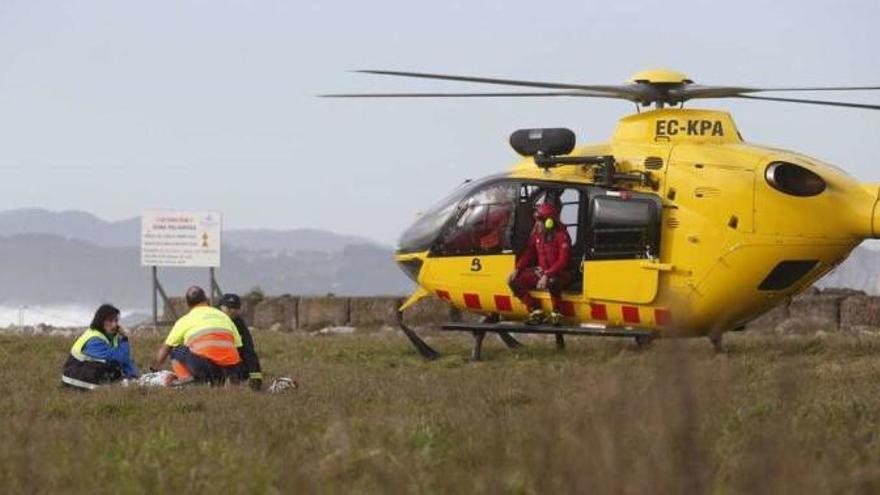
[586,195,660,260]
[765,162,826,197]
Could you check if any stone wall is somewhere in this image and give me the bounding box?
[164,293,460,332]
[162,288,880,334]
[745,288,880,335]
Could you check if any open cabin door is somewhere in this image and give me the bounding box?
[583,191,663,304]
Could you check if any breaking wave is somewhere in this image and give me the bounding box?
[0,305,145,328]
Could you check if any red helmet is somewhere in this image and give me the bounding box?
[535,202,558,219]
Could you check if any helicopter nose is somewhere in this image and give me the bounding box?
[396,254,424,283]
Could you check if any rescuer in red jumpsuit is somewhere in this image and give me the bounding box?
[507,202,572,325]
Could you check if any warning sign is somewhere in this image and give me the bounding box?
[141,210,222,267]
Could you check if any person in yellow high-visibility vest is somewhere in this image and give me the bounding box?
[61,304,139,390]
[150,286,244,385]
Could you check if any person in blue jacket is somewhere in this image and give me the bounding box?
[61,304,139,390]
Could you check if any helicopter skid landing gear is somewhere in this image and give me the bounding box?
[483,313,523,349]
[635,334,655,348]
[441,321,653,360]
[555,333,565,350]
[396,310,440,360]
[471,331,486,361]
[498,331,523,349]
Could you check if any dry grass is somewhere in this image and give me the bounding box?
[2,331,880,494]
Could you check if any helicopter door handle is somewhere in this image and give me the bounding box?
[639,261,674,272]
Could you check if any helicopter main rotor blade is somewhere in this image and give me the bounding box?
[750,85,880,92]
[319,91,628,99]
[329,70,880,108]
[672,85,760,99]
[353,69,640,100]
[675,84,880,101]
[733,94,880,110]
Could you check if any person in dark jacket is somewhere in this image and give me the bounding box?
[61,304,139,390]
[219,293,263,390]
[508,202,572,326]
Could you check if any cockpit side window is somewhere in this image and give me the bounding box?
[397,175,504,254]
[433,182,518,256]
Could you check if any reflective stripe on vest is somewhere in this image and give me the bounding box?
[185,328,240,366]
[190,338,236,353]
[70,328,117,363]
[183,327,233,346]
[61,374,99,390]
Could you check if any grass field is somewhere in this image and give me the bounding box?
[2,330,880,494]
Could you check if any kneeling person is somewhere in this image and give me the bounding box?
[508,202,572,325]
[151,286,243,385]
[62,304,139,390]
[219,293,263,390]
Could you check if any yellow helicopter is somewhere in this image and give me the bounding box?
[325,69,880,359]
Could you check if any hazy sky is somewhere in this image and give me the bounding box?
[1,0,879,245]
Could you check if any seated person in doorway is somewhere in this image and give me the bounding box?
[218,293,263,391]
[507,202,572,326]
[61,304,139,390]
[150,286,243,386]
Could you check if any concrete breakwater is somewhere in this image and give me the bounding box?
[163,287,880,335]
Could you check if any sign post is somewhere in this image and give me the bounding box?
[141,210,222,325]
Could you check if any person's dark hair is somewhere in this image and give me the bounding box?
[185,286,208,308]
[90,304,120,331]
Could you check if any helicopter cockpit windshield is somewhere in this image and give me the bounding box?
[397,175,505,254]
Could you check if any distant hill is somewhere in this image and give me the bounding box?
[0,208,380,253]
[0,209,139,247]
[225,228,378,254]
[0,209,411,307]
